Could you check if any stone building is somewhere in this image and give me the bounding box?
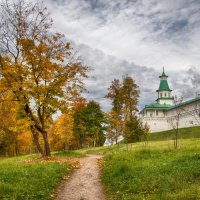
[140,68,200,132]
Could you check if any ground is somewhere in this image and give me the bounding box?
[55,154,105,200]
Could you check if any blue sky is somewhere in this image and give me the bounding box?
[44,0,200,110]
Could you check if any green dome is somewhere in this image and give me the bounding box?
[158,80,172,91]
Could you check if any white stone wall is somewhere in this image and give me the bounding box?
[141,100,200,132]
[159,99,174,105]
[142,117,169,132]
[167,102,200,130]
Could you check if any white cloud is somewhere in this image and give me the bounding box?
[42,0,200,110]
[45,0,200,71]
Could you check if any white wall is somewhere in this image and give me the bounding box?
[141,100,200,132]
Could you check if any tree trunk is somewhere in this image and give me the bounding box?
[42,131,51,156]
[31,128,44,156]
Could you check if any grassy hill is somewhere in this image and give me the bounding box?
[75,136,200,200]
[149,126,200,141]
[94,139,200,200]
[0,127,200,200]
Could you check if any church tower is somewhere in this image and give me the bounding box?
[156,67,174,105]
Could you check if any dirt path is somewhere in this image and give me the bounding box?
[55,154,106,200]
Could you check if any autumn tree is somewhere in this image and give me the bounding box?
[49,111,78,151]
[106,75,142,143]
[0,0,88,156]
[105,79,123,142]
[0,96,33,156]
[121,75,139,120]
[105,110,123,144]
[105,79,123,114]
[121,75,142,143]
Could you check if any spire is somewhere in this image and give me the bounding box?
[159,66,168,78]
[157,67,171,91]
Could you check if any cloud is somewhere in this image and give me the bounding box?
[41,0,200,111]
[75,44,200,111]
[45,0,200,71]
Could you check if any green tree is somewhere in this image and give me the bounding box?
[73,103,87,148]
[84,101,106,147]
[73,101,105,148]
[124,116,144,143]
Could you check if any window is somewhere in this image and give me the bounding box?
[150,113,153,117]
[160,93,162,98]
[156,110,158,116]
[165,93,167,97]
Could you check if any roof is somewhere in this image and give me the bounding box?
[168,96,200,110]
[159,67,168,78]
[157,80,172,91]
[143,96,200,111]
[145,103,172,110]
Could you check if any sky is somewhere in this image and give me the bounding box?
[43,0,200,111]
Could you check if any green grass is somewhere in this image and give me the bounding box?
[149,126,200,141]
[52,150,84,157]
[100,139,200,200]
[0,155,72,200]
[1,126,199,200]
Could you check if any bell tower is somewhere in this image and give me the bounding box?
[156,67,174,105]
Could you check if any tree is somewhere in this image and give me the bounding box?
[121,75,140,120]
[73,101,105,148]
[105,79,123,142]
[73,101,87,148]
[0,0,88,156]
[105,79,123,114]
[143,122,150,146]
[121,75,141,143]
[105,110,123,145]
[49,111,78,151]
[168,106,184,149]
[105,75,141,144]
[0,98,33,156]
[123,116,144,143]
[84,101,106,147]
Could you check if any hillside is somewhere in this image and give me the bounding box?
[149,126,200,141]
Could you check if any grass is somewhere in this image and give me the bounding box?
[1,126,199,200]
[100,138,200,200]
[149,126,200,141]
[52,150,84,157]
[0,155,72,200]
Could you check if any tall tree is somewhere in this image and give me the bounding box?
[106,75,142,143]
[105,79,123,142]
[121,75,140,120]
[105,79,123,114]
[105,110,123,144]
[121,75,141,143]
[0,0,88,156]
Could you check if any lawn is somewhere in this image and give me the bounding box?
[149,126,200,141]
[0,127,200,200]
[100,138,200,200]
[0,155,72,200]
